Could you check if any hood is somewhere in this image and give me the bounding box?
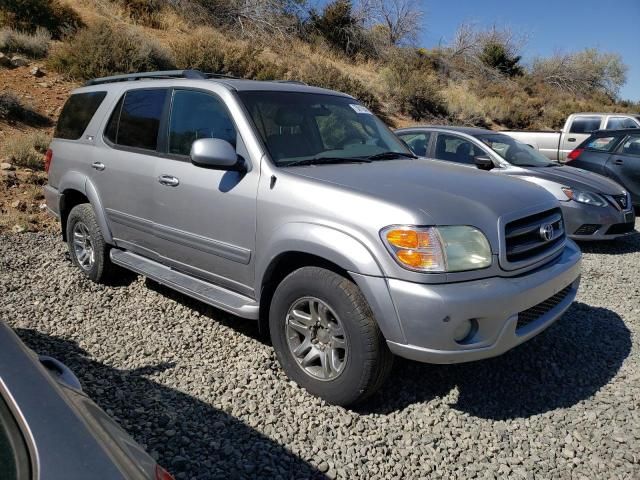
[287,159,558,227]
[509,165,625,195]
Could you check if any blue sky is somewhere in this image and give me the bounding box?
[419,0,640,101]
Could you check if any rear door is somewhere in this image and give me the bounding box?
[152,88,259,296]
[92,88,169,257]
[607,133,640,205]
[561,116,602,161]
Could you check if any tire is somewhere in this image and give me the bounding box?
[66,203,115,284]
[269,266,393,406]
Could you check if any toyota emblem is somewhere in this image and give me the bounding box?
[539,224,554,242]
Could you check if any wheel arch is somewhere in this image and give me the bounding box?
[59,176,113,244]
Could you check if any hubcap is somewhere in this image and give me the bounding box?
[285,297,348,381]
[72,222,95,271]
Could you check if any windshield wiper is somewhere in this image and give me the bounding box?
[284,156,372,167]
[367,151,418,160]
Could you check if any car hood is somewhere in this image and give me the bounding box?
[288,159,557,226]
[509,165,625,195]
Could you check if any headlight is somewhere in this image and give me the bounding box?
[381,226,492,272]
[561,187,607,207]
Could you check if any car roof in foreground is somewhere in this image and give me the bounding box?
[590,128,640,136]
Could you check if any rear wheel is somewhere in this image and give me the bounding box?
[269,266,393,406]
[66,204,114,283]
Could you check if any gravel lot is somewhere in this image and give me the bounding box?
[1,229,639,479]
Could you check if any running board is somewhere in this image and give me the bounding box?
[110,250,259,319]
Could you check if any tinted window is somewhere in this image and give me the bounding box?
[606,117,639,130]
[434,134,484,165]
[621,135,640,156]
[107,89,167,150]
[478,134,554,167]
[168,90,236,156]
[54,91,106,140]
[569,117,601,134]
[238,91,411,166]
[585,136,618,151]
[398,132,430,156]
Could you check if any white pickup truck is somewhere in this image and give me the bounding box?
[502,112,640,162]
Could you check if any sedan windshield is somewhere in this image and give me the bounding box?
[477,134,556,167]
[238,91,413,167]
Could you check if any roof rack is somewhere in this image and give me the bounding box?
[272,80,308,86]
[84,70,239,86]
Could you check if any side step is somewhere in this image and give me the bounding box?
[110,250,259,319]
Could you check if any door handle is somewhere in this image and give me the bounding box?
[158,175,180,187]
[91,162,105,171]
[567,138,576,142]
[613,158,624,165]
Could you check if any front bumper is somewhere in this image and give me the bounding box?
[561,200,636,240]
[356,240,581,364]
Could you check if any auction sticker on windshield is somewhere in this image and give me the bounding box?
[350,104,372,114]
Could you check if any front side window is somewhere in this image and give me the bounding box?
[478,133,555,167]
[621,135,640,156]
[0,395,30,480]
[168,90,236,156]
[434,134,484,165]
[397,132,430,156]
[569,116,601,134]
[55,91,106,140]
[238,91,411,166]
[105,89,167,151]
[606,117,639,130]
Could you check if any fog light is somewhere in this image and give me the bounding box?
[453,319,477,343]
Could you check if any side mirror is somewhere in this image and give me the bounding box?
[190,138,245,171]
[474,155,494,171]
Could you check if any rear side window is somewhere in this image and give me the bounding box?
[105,89,167,151]
[0,395,30,480]
[54,91,106,140]
[585,136,618,151]
[397,132,431,156]
[606,117,639,130]
[569,117,601,134]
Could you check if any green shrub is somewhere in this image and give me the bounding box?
[0,27,50,58]
[0,0,82,39]
[2,132,50,169]
[49,21,174,80]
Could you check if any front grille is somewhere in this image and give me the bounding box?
[606,222,636,235]
[505,208,565,264]
[609,194,629,211]
[573,224,601,236]
[517,285,573,331]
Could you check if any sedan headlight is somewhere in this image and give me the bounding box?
[381,226,492,272]
[561,187,607,207]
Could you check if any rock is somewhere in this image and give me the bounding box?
[0,162,15,171]
[0,53,11,68]
[1,170,18,187]
[30,66,45,78]
[11,225,26,234]
[11,200,27,212]
[10,56,29,67]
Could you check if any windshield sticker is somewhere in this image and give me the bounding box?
[350,104,372,114]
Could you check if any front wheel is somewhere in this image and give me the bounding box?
[269,266,393,406]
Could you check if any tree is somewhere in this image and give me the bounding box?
[360,0,423,46]
[478,41,523,77]
[532,49,628,99]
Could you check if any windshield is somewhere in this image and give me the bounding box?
[477,134,556,167]
[238,91,412,166]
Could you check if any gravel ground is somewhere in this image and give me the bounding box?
[1,229,639,479]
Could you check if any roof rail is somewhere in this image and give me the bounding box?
[272,80,308,86]
[84,70,238,86]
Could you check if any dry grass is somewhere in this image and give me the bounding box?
[0,27,51,58]
[1,132,50,170]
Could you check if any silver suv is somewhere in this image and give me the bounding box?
[44,70,581,406]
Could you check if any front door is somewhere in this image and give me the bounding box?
[152,88,259,296]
